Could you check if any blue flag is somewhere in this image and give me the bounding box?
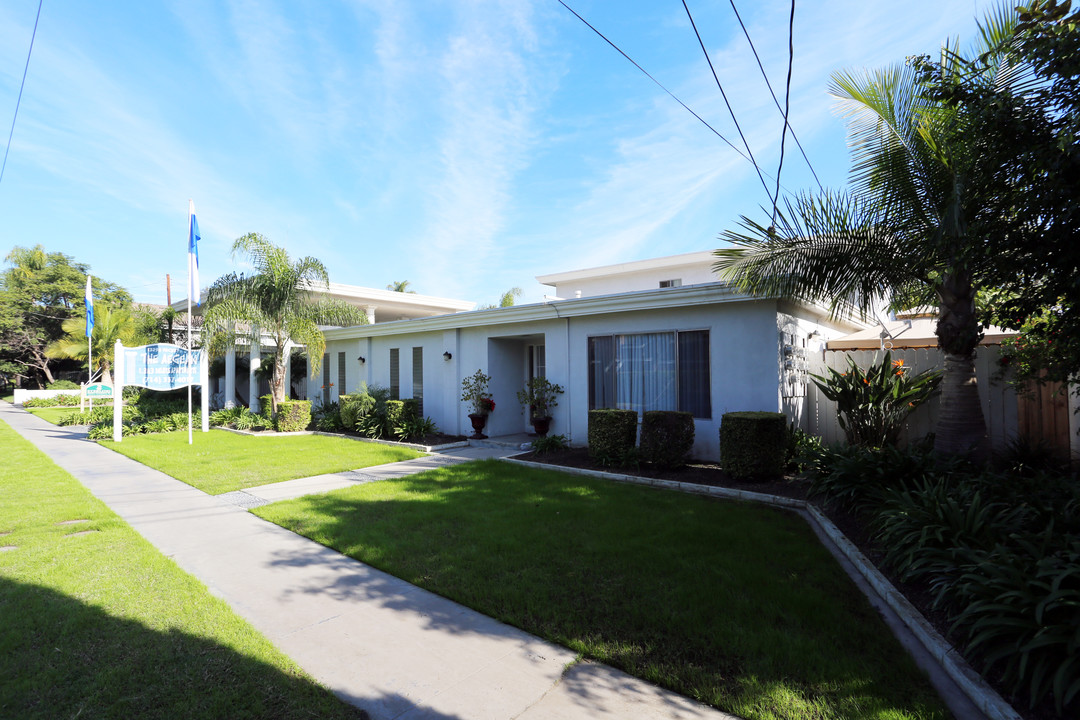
[188,200,200,307]
[85,276,94,338]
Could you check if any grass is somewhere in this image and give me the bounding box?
[254,459,948,720]
[0,418,366,720]
[25,406,83,424]
[101,429,423,494]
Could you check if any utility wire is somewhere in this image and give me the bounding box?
[772,0,797,224]
[556,0,760,177]
[681,0,773,206]
[727,0,822,193]
[0,0,43,189]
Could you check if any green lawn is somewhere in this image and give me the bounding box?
[26,406,84,424]
[254,459,948,720]
[0,418,366,720]
[101,429,423,494]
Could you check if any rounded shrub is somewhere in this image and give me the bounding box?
[588,409,638,466]
[719,411,787,481]
[640,411,694,470]
[275,399,311,432]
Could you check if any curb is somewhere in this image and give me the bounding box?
[502,457,1021,720]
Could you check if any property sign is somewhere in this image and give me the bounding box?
[121,343,202,391]
[84,383,113,398]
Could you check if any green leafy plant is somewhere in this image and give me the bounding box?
[460,369,493,415]
[640,411,694,470]
[588,409,638,467]
[516,376,563,420]
[46,379,81,389]
[394,415,438,441]
[811,351,941,448]
[530,433,568,455]
[719,411,787,481]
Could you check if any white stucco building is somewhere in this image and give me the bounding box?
[316,251,869,460]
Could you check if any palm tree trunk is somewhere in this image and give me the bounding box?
[933,272,988,458]
[933,352,987,457]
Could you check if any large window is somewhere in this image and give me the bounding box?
[588,330,711,418]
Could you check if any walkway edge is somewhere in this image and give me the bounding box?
[502,456,1022,720]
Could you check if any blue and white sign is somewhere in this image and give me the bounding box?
[122,343,202,391]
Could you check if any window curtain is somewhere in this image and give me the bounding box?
[615,332,676,413]
[588,336,615,410]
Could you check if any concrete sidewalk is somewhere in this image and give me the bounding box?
[1,404,733,720]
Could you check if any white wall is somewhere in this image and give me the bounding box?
[552,264,719,299]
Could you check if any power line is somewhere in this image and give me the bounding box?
[0,0,43,189]
[556,0,765,179]
[772,0,798,224]
[681,0,773,205]
[727,0,822,193]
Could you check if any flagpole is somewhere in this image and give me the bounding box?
[85,276,94,411]
[187,200,194,445]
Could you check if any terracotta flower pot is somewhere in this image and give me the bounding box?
[468,413,488,439]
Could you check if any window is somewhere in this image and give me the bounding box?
[588,330,710,418]
[322,352,331,407]
[412,346,423,416]
[337,351,346,395]
[389,348,399,400]
[529,345,546,381]
[659,279,682,288]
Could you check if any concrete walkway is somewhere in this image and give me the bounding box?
[1,404,733,720]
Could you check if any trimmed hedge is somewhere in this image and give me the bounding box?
[385,400,406,431]
[588,409,638,466]
[720,411,787,481]
[275,399,311,432]
[640,411,695,470]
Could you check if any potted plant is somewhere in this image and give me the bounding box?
[461,369,494,439]
[516,376,564,436]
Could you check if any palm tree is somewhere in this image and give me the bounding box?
[44,305,143,384]
[202,233,367,417]
[714,7,1019,457]
[386,280,416,293]
[499,287,523,307]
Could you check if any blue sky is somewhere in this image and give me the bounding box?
[1,0,994,307]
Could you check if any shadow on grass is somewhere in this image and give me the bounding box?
[0,575,466,720]
[254,460,949,720]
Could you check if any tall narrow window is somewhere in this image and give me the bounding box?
[322,352,331,407]
[389,348,400,400]
[678,330,711,418]
[412,346,423,416]
[588,336,615,410]
[337,351,346,396]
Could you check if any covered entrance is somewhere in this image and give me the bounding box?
[485,333,545,437]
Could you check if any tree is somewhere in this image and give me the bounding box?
[714,6,1020,457]
[499,287,523,307]
[0,245,130,387]
[202,234,368,417]
[386,280,415,293]
[919,0,1080,388]
[44,305,150,384]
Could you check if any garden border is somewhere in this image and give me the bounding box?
[503,455,1022,720]
[214,426,468,453]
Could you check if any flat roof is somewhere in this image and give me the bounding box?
[536,250,716,286]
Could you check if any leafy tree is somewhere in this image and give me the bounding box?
[202,233,367,417]
[499,287,523,307]
[916,0,1080,388]
[714,6,1021,457]
[0,245,130,387]
[44,305,150,384]
[386,280,415,293]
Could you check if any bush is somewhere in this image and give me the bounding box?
[23,394,80,408]
[385,400,406,433]
[393,415,437,441]
[810,350,941,448]
[639,411,694,470]
[314,401,343,432]
[275,400,311,432]
[259,394,274,419]
[719,411,787,481]
[588,409,637,466]
[339,393,373,430]
[47,379,80,390]
[531,434,569,455]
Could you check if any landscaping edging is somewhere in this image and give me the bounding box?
[503,456,1022,720]
[214,426,468,453]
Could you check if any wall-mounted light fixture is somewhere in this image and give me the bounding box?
[358,356,366,364]
[443,351,452,361]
